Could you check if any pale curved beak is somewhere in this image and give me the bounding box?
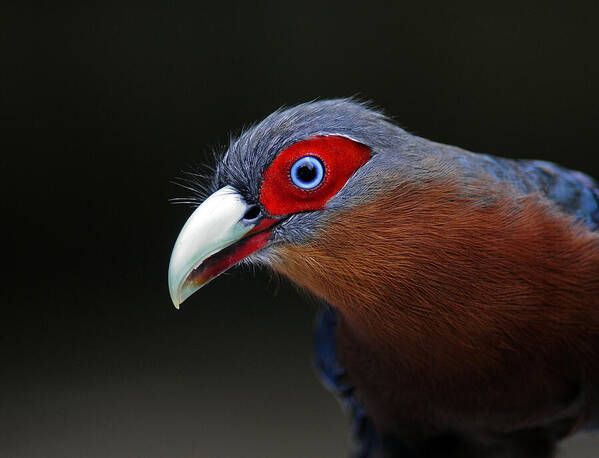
[168,186,274,309]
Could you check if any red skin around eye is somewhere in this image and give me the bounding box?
[259,136,371,216]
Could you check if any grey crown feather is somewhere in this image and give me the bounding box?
[211,99,599,231]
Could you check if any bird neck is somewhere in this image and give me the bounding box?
[272,178,599,374]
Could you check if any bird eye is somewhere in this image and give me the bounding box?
[290,156,324,190]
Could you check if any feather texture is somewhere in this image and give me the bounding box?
[202,99,599,457]
[277,175,599,457]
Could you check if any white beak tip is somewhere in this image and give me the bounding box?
[169,291,181,310]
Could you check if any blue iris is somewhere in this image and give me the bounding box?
[290,156,324,190]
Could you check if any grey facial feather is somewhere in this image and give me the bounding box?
[212,98,408,201]
[203,98,598,257]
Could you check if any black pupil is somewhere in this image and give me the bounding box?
[297,162,317,183]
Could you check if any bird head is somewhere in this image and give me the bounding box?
[168,99,409,308]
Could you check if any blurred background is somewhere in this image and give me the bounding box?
[3,2,599,457]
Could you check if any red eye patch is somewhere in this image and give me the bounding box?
[259,136,371,216]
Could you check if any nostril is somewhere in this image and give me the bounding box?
[243,205,261,221]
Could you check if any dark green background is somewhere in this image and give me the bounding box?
[3,2,599,457]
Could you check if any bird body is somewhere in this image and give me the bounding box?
[168,100,599,457]
[284,156,599,456]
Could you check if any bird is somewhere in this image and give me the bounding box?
[168,99,599,458]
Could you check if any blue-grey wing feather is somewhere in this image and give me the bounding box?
[453,150,599,231]
[314,306,379,458]
[413,141,598,232]
[517,160,599,232]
